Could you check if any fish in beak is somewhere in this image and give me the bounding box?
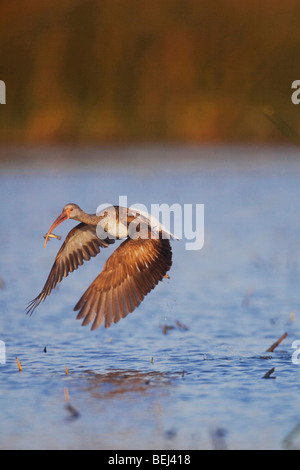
[43,233,62,242]
[44,209,70,248]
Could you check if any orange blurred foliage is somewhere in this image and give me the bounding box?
[0,0,300,144]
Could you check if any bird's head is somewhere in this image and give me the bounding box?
[44,203,82,248]
[62,203,82,220]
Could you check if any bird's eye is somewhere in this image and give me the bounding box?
[70,208,73,211]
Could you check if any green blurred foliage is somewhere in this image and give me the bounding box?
[1,0,300,144]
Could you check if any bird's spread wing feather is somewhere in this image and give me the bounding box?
[74,237,172,330]
[26,223,114,315]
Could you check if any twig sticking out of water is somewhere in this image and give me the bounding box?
[263,367,276,379]
[160,320,189,334]
[266,332,288,352]
[16,357,22,372]
[175,320,189,331]
[161,324,175,334]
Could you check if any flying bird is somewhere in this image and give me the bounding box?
[26,203,173,330]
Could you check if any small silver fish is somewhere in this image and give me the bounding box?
[43,233,62,242]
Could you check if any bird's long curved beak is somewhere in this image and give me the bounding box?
[44,210,69,248]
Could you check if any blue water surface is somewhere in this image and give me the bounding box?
[0,145,300,450]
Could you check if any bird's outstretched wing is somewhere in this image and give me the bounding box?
[74,237,172,330]
[26,223,114,315]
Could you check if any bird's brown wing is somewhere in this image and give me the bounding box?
[74,237,172,330]
[26,223,114,315]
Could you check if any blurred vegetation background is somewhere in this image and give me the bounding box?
[1,0,300,146]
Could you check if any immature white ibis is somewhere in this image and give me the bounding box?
[26,203,173,330]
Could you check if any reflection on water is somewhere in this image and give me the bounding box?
[64,369,180,423]
[80,369,180,399]
[1,146,300,449]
